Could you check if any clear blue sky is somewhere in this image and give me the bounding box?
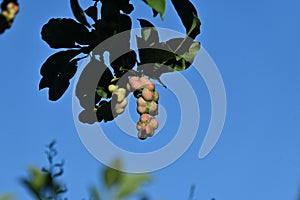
[1,0,300,199]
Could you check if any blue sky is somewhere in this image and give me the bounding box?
[1,0,300,199]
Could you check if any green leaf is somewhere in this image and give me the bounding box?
[103,160,122,189]
[142,0,166,19]
[96,87,109,99]
[170,0,201,39]
[137,38,200,82]
[138,19,159,45]
[116,174,151,200]
[164,38,200,71]
[89,186,102,200]
[70,0,90,27]
[0,194,14,200]
[41,18,91,48]
[187,14,201,37]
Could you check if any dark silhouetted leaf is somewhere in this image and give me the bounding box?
[85,5,98,22]
[170,0,201,39]
[78,109,98,124]
[119,0,134,14]
[137,36,200,82]
[49,76,70,101]
[110,50,136,77]
[116,14,132,33]
[0,15,9,34]
[41,18,90,48]
[39,50,81,101]
[40,50,80,79]
[142,0,166,19]
[138,19,159,46]
[76,57,113,109]
[100,0,133,20]
[96,101,114,122]
[152,9,158,17]
[137,41,174,64]
[70,0,91,27]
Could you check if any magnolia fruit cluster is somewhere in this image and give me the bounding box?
[108,84,128,115]
[128,76,159,140]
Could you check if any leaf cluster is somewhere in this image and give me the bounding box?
[39,0,201,124]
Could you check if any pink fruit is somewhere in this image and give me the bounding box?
[137,105,148,114]
[139,76,151,86]
[149,118,159,129]
[142,125,153,135]
[145,82,155,91]
[142,88,153,101]
[129,77,142,90]
[140,114,151,122]
[136,122,144,130]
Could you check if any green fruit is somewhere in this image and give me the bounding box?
[115,107,124,114]
[117,88,126,102]
[119,98,128,107]
[108,84,118,93]
[153,91,159,102]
